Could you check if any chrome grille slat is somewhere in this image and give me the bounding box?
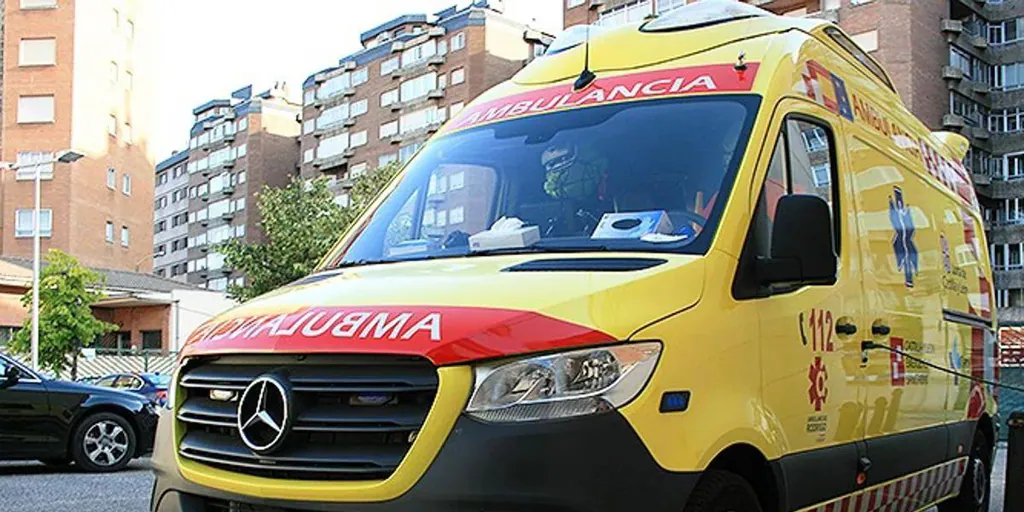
[175,354,438,481]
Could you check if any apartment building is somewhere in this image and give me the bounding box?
[299,1,552,203]
[153,150,188,280]
[0,0,158,272]
[178,85,300,292]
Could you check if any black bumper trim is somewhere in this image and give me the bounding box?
[152,410,700,512]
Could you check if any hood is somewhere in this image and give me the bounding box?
[183,254,705,365]
[46,379,146,401]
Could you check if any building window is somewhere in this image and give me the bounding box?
[121,226,129,247]
[379,153,398,167]
[656,0,688,14]
[108,114,117,136]
[21,0,57,9]
[449,101,465,117]
[597,0,652,27]
[122,174,131,195]
[155,268,166,277]
[303,119,315,134]
[106,168,116,188]
[567,0,585,7]
[317,133,349,159]
[304,148,315,163]
[381,89,399,107]
[350,162,368,178]
[352,67,369,86]
[399,143,421,163]
[381,57,400,76]
[451,68,465,85]
[451,32,465,51]
[15,209,52,238]
[157,172,168,186]
[400,72,438,102]
[303,89,315,105]
[106,221,114,242]
[141,330,161,350]
[15,151,54,181]
[351,130,368,147]
[17,95,54,123]
[399,106,444,134]
[19,38,56,66]
[379,120,399,139]
[851,30,879,53]
[123,123,132,144]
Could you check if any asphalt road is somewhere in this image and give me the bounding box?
[0,448,1010,512]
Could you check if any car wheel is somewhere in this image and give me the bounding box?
[70,412,136,472]
[683,470,764,512]
[938,430,991,512]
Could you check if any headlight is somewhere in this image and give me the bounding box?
[466,342,661,423]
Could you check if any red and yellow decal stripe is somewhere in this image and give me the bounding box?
[181,306,615,365]
[441,63,760,134]
[800,458,967,512]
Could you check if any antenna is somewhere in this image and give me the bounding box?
[573,24,596,91]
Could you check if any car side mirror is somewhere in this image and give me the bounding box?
[755,194,838,287]
[0,365,21,389]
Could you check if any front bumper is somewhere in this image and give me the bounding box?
[151,408,699,511]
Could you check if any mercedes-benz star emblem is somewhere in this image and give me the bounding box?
[237,374,293,454]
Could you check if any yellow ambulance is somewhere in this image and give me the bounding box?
[150,2,1000,511]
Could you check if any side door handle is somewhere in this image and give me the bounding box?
[871,324,891,336]
[835,322,857,335]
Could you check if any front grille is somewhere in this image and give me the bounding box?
[176,354,438,481]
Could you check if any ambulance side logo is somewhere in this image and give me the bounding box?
[889,186,918,288]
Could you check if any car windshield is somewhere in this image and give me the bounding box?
[327,95,760,267]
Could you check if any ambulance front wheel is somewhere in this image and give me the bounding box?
[939,429,991,512]
[683,470,763,512]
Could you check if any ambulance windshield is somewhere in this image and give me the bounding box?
[330,95,760,267]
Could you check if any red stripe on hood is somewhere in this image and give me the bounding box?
[181,306,615,366]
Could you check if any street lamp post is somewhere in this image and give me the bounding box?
[3,150,84,371]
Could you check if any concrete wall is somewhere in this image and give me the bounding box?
[168,288,236,351]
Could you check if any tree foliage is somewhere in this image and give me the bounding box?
[220,163,400,301]
[7,250,116,376]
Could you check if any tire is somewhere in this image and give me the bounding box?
[70,412,136,473]
[684,470,764,512]
[938,430,991,512]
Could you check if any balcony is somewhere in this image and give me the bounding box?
[995,266,1024,289]
[224,132,236,143]
[942,114,966,129]
[972,82,991,95]
[313,153,352,173]
[998,307,1024,325]
[221,185,235,195]
[427,26,445,38]
[588,0,605,9]
[972,172,992,186]
[390,55,447,80]
[224,110,236,121]
[313,89,357,109]
[806,8,839,23]
[971,34,988,49]
[312,122,349,140]
[941,19,964,35]
[220,211,234,221]
[942,66,964,81]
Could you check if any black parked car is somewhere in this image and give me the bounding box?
[0,354,159,472]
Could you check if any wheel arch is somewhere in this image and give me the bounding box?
[705,443,781,512]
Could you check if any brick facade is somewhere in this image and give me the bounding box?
[0,0,156,272]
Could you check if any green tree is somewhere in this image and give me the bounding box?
[220,163,400,301]
[8,250,116,377]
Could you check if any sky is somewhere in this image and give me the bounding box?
[151,0,563,163]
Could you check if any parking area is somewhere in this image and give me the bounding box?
[0,448,1009,512]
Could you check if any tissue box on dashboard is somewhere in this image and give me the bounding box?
[469,225,540,251]
[591,211,673,239]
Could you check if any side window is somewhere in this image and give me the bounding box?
[736,116,839,298]
[96,376,116,387]
[755,117,838,259]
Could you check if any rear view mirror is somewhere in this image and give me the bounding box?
[756,195,837,287]
[0,364,21,389]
